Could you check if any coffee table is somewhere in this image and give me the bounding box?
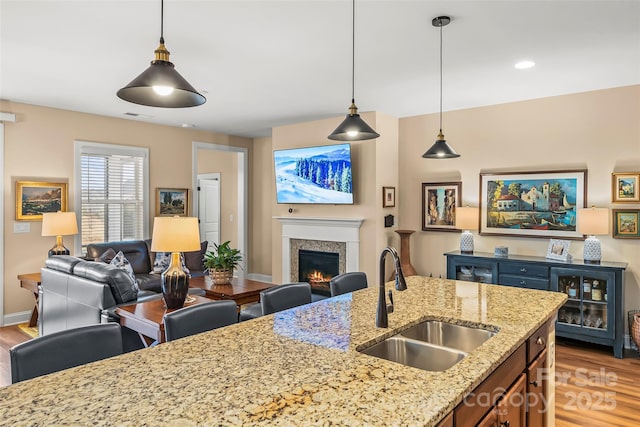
[116,295,213,347]
[188,276,275,306]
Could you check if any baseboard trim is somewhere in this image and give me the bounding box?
[3,310,31,326]
[247,273,272,283]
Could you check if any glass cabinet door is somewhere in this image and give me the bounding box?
[552,268,613,339]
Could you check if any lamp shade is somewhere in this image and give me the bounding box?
[577,207,609,235]
[41,211,78,237]
[328,105,380,141]
[456,206,478,230]
[422,132,460,159]
[151,216,200,252]
[117,54,206,108]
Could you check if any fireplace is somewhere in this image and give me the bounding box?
[298,249,339,296]
[276,216,363,285]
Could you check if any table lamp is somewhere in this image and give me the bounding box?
[456,206,478,254]
[41,211,78,257]
[577,206,609,264]
[151,216,200,309]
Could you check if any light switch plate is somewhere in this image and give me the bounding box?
[14,222,30,233]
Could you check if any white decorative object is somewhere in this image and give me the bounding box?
[456,206,478,254]
[577,206,609,264]
[546,239,572,262]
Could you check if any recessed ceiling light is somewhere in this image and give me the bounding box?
[515,60,535,69]
[181,123,196,128]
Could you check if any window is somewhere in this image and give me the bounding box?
[74,141,149,253]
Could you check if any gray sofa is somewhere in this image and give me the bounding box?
[39,239,208,351]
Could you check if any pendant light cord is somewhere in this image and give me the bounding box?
[160,0,165,43]
[439,22,443,132]
[351,0,355,104]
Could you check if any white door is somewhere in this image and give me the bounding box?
[197,174,220,250]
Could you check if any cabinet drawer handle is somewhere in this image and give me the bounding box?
[520,267,527,273]
[520,280,526,285]
[536,337,545,346]
[530,380,539,387]
[500,422,510,427]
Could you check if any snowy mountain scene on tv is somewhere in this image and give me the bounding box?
[274,143,354,204]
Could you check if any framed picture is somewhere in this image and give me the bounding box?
[382,186,395,208]
[612,209,640,239]
[422,182,461,232]
[479,170,587,239]
[16,181,68,221]
[612,172,639,203]
[156,188,189,217]
[546,239,572,261]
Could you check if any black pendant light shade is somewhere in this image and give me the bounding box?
[423,15,460,159]
[328,0,379,141]
[422,130,460,158]
[328,100,380,141]
[117,1,205,108]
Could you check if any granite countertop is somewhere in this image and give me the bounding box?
[0,276,566,426]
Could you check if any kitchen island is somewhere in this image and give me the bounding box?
[0,276,566,426]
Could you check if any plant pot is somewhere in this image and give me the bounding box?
[210,269,233,285]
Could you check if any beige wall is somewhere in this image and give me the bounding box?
[196,149,238,246]
[250,136,274,276]
[269,111,400,285]
[1,101,251,318]
[398,85,640,324]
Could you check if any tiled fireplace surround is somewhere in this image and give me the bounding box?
[276,217,364,283]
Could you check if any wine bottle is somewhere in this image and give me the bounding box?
[582,279,592,300]
[568,278,578,299]
[592,280,602,301]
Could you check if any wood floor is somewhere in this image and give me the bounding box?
[0,326,638,425]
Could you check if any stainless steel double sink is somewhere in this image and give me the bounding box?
[359,320,496,372]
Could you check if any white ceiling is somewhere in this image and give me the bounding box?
[1,1,639,138]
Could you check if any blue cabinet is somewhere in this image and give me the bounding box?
[445,251,627,358]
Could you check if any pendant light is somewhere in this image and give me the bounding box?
[328,0,379,141]
[117,0,206,108]
[422,16,460,158]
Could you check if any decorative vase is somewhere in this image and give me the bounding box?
[395,229,417,276]
[210,268,233,285]
[162,252,190,309]
[632,313,640,351]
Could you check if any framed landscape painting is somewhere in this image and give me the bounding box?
[612,172,639,203]
[422,182,461,232]
[16,181,68,221]
[612,209,640,239]
[156,188,189,216]
[479,170,587,239]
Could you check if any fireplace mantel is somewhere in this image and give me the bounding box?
[275,217,364,282]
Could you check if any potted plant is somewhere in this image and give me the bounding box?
[204,241,243,284]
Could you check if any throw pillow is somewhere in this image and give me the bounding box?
[152,252,172,273]
[110,250,138,291]
[184,241,208,272]
[152,252,189,274]
[96,247,117,263]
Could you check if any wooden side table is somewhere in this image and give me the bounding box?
[18,273,42,327]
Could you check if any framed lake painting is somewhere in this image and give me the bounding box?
[422,182,461,232]
[479,170,587,239]
[16,181,68,221]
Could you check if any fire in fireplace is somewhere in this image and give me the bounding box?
[298,249,339,295]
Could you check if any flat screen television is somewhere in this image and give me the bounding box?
[274,143,353,204]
